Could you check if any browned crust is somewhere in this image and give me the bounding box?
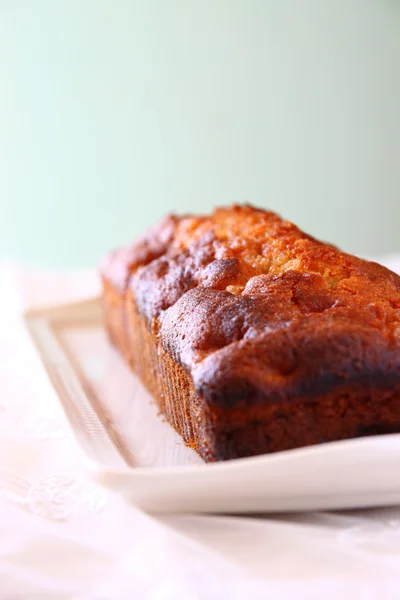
[101,204,400,461]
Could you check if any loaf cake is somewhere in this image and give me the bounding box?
[101,205,400,461]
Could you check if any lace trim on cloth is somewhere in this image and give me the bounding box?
[0,412,66,441]
[0,474,107,521]
[0,328,108,521]
[0,397,108,521]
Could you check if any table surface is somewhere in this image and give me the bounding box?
[1,261,400,600]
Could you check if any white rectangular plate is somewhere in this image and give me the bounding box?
[25,298,400,513]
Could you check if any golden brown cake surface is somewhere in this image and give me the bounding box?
[101,205,400,461]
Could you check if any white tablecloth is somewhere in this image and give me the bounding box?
[1,259,400,599]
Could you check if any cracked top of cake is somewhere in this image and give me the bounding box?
[102,205,400,406]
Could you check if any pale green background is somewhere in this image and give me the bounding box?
[1,0,399,268]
